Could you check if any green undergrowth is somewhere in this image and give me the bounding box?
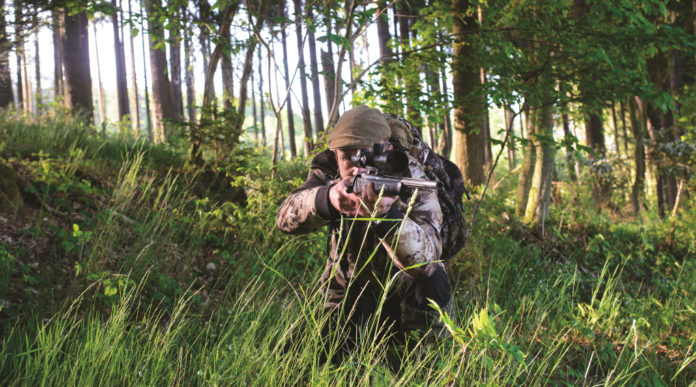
[0,112,694,384]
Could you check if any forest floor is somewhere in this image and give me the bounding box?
[0,112,695,385]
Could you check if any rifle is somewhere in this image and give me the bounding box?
[345,144,441,197]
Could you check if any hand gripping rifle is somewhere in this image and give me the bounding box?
[345,144,441,197]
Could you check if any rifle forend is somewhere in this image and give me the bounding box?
[347,174,441,196]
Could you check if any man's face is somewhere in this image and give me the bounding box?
[334,148,369,179]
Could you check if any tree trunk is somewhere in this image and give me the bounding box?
[452,0,485,186]
[52,11,63,101]
[611,102,620,155]
[199,1,213,100]
[584,110,606,159]
[251,67,258,143]
[306,5,324,136]
[146,0,176,143]
[399,1,421,128]
[201,4,237,108]
[93,22,106,129]
[183,9,195,123]
[13,0,22,109]
[294,0,313,155]
[233,3,264,135]
[139,0,152,139]
[0,0,13,108]
[478,6,491,165]
[258,46,266,146]
[169,8,183,118]
[280,26,297,157]
[221,53,234,109]
[425,65,440,149]
[619,100,628,155]
[504,106,515,170]
[127,0,140,133]
[376,0,397,114]
[321,50,337,126]
[561,110,577,182]
[61,9,93,122]
[33,13,41,113]
[646,53,677,218]
[628,96,645,217]
[481,68,491,164]
[110,0,130,121]
[516,107,536,217]
[437,58,452,158]
[524,105,556,230]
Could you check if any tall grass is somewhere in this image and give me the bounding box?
[1,112,694,385]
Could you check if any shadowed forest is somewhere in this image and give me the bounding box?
[0,0,695,384]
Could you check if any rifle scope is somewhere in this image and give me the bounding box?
[350,149,409,174]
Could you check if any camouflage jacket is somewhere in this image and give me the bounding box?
[276,147,445,329]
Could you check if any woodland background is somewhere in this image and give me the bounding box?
[0,0,695,384]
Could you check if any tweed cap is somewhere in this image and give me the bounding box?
[327,105,391,149]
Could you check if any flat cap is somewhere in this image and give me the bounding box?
[327,105,391,149]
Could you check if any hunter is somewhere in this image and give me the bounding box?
[276,105,451,354]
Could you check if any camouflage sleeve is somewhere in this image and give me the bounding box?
[383,157,443,278]
[276,168,337,235]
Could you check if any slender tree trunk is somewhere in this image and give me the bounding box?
[478,5,491,165]
[14,0,23,109]
[191,3,240,162]
[438,57,452,158]
[425,64,441,149]
[21,34,31,116]
[201,4,237,107]
[516,107,536,217]
[504,106,516,170]
[323,16,341,123]
[258,46,266,146]
[146,0,176,143]
[52,11,63,101]
[306,5,324,136]
[252,67,258,143]
[452,0,485,186]
[61,9,93,122]
[139,1,152,139]
[233,2,263,135]
[110,0,130,121]
[628,96,645,217]
[294,0,313,155]
[524,105,556,230]
[221,52,234,109]
[199,1,213,100]
[611,102,620,155]
[169,8,183,118]
[18,1,31,115]
[584,110,606,159]
[561,110,577,182]
[376,0,397,114]
[280,26,297,157]
[126,0,140,133]
[585,109,611,204]
[619,100,628,155]
[34,12,41,113]
[272,54,286,159]
[213,4,238,111]
[399,1,421,128]
[93,23,106,129]
[0,0,12,108]
[321,50,336,125]
[183,10,195,123]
